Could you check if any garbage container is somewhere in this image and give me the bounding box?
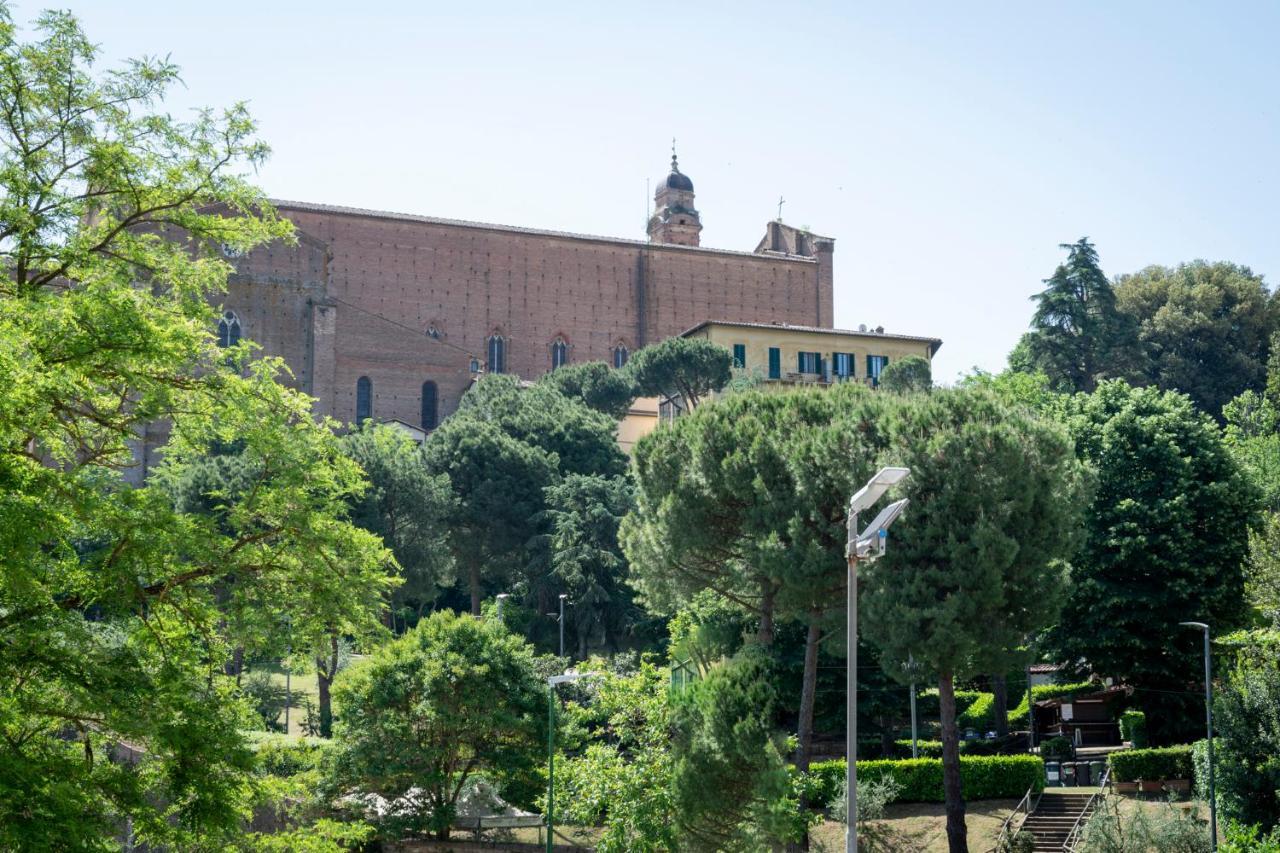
[1076,762,1091,786]
[1091,761,1107,784]
[1061,763,1078,786]
[1045,761,1061,787]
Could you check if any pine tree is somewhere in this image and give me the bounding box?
[1015,238,1127,392]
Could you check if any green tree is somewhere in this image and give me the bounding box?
[878,354,933,393]
[341,423,455,629]
[538,360,638,420]
[1013,238,1129,393]
[624,336,733,410]
[670,648,808,851]
[1212,629,1280,832]
[0,6,395,846]
[558,662,678,853]
[422,417,557,615]
[455,373,626,479]
[1223,392,1280,614]
[1044,382,1258,744]
[542,473,640,656]
[861,388,1086,853]
[624,385,895,781]
[329,610,545,841]
[1115,261,1278,419]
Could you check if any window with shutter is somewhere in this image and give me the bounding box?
[732,344,746,369]
[768,347,781,379]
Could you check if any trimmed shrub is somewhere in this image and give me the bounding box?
[1108,745,1195,783]
[1007,681,1098,727]
[1121,710,1148,748]
[795,755,1044,807]
[958,692,996,730]
[893,739,943,759]
[247,732,332,776]
[1041,736,1074,760]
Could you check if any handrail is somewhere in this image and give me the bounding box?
[989,784,1037,853]
[1062,764,1110,852]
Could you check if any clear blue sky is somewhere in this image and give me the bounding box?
[68,1,1279,381]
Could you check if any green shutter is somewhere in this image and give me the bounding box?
[768,347,780,379]
[733,344,746,369]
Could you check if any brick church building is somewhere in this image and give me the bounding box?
[217,152,836,432]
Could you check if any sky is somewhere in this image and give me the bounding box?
[63,0,1280,382]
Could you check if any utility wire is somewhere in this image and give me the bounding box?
[329,296,477,359]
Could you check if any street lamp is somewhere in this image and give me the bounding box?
[558,594,568,659]
[545,670,601,853]
[1180,621,1217,851]
[495,593,510,621]
[847,466,910,853]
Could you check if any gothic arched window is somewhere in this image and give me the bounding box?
[217,310,241,348]
[487,335,506,374]
[612,344,629,369]
[551,338,568,370]
[421,381,439,431]
[355,376,372,424]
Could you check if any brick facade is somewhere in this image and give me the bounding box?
[220,164,836,431]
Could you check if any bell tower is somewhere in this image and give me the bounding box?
[647,143,702,247]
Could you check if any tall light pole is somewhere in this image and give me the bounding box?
[558,594,568,659]
[1181,621,1217,851]
[545,671,600,853]
[847,467,911,853]
[908,653,919,759]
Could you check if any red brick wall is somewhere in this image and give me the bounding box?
[228,205,834,430]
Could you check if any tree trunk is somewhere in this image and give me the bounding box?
[880,715,895,757]
[316,634,339,738]
[469,563,482,616]
[992,674,1009,738]
[938,671,968,853]
[794,617,822,773]
[757,581,776,645]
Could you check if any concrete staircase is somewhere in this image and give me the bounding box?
[1018,792,1098,852]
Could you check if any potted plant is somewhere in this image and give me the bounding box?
[1139,778,1164,793]
[1113,778,1139,794]
[1164,778,1191,794]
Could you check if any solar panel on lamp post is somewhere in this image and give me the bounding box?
[846,467,910,853]
[1180,621,1217,851]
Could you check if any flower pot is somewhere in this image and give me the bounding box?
[1164,779,1191,794]
[1113,781,1139,794]
[1139,780,1163,793]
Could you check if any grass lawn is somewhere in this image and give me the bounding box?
[810,799,1020,852]
[257,662,319,737]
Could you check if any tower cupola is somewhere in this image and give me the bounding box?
[647,144,702,246]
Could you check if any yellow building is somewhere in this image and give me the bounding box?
[618,320,943,452]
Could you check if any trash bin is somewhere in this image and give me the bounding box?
[1091,761,1107,784]
[1061,763,1078,786]
[1076,762,1091,786]
[1045,761,1061,787]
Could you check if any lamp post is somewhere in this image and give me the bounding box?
[908,653,919,759]
[546,671,600,853]
[846,467,911,853]
[1180,621,1217,851]
[558,594,568,659]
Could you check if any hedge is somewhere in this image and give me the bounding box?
[795,755,1045,808]
[1120,710,1148,748]
[247,732,331,776]
[1108,745,1195,783]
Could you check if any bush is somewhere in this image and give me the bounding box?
[1080,796,1211,852]
[893,739,943,758]
[1041,736,1075,760]
[1121,710,1148,748]
[1108,745,1195,783]
[241,670,289,732]
[892,734,1026,759]
[1192,739,1222,800]
[1008,681,1098,727]
[796,756,1044,807]
[958,692,996,730]
[1222,822,1280,852]
[248,732,331,777]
